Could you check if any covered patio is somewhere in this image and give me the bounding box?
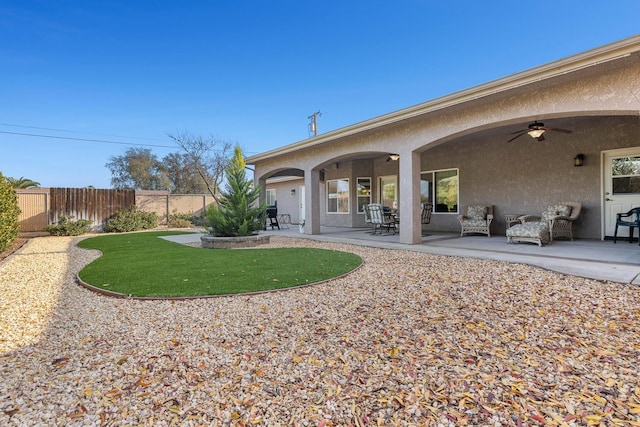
[253,226,640,285]
[248,36,640,248]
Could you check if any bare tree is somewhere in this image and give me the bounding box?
[162,152,212,194]
[167,132,234,201]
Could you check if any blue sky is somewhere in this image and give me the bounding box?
[1,1,639,188]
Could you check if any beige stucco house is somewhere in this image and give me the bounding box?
[246,35,640,245]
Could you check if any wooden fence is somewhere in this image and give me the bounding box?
[49,188,136,229]
[16,188,215,232]
[15,189,49,232]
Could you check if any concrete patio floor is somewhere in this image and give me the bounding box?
[169,225,640,285]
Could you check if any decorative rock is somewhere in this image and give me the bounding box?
[200,234,270,249]
[3,235,640,426]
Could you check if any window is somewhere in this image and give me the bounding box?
[356,177,371,213]
[421,169,458,213]
[379,175,397,210]
[266,188,276,206]
[612,156,640,194]
[327,179,349,213]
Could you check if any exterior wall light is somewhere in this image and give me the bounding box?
[574,154,584,167]
[291,189,296,195]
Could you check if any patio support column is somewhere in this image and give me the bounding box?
[257,177,267,206]
[398,150,422,245]
[304,168,321,235]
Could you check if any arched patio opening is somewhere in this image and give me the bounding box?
[247,38,640,243]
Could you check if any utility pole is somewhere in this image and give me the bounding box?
[308,111,321,137]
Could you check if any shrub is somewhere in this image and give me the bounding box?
[0,173,20,252]
[190,213,206,227]
[104,207,158,233]
[167,211,193,228]
[45,215,93,236]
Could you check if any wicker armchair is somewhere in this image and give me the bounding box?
[521,202,581,241]
[507,202,581,246]
[458,205,493,237]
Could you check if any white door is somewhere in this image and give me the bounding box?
[603,147,640,238]
[298,185,305,224]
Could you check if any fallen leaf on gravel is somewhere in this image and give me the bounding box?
[3,407,19,417]
[52,357,69,367]
[1,235,639,425]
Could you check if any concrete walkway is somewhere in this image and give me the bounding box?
[162,226,640,285]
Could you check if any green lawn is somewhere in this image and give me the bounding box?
[77,231,362,297]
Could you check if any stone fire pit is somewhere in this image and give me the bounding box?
[200,234,270,249]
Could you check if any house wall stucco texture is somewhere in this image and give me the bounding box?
[421,115,639,238]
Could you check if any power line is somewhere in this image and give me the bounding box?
[0,122,171,143]
[0,131,180,149]
[0,122,262,154]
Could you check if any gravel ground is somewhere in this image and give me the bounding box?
[1,235,639,426]
[0,238,28,263]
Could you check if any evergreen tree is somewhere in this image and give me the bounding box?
[105,147,169,190]
[206,146,266,236]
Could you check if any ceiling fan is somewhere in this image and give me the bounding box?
[386,153,400,162]
[508,121,572,142]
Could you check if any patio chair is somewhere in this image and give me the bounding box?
[614,207,640,245]
[421,202,433,225]
[368,203,396,234]
[458,205,493,237]
[507,202,581,246]
[421,202,433,235]
[363,203,373,232]
[523,202,581,241]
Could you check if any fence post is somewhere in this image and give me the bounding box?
[166,194,170,224]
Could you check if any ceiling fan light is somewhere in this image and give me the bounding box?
[389,154,400,161]
[527,129,545,138]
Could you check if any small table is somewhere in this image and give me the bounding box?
[504,214,523,230]
[383,212,399,234]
